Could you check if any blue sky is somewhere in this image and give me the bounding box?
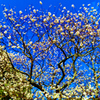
[0,0,98,19]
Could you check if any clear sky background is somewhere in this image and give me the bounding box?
[0,0,99,19]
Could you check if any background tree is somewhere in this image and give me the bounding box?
[0,1,100,99]
[0,46,33,100]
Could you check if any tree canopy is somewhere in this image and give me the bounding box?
[0,1,100,100]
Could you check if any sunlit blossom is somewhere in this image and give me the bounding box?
[39,1,42,5]
[48,12,51,16]
[71,4,75,8]
[19,10,22,14]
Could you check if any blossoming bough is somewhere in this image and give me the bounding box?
[0,1,100,99]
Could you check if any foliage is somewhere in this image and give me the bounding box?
[0,47,33,99]
[0,1,100,99]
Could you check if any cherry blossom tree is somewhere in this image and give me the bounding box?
[0,1,100,99]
